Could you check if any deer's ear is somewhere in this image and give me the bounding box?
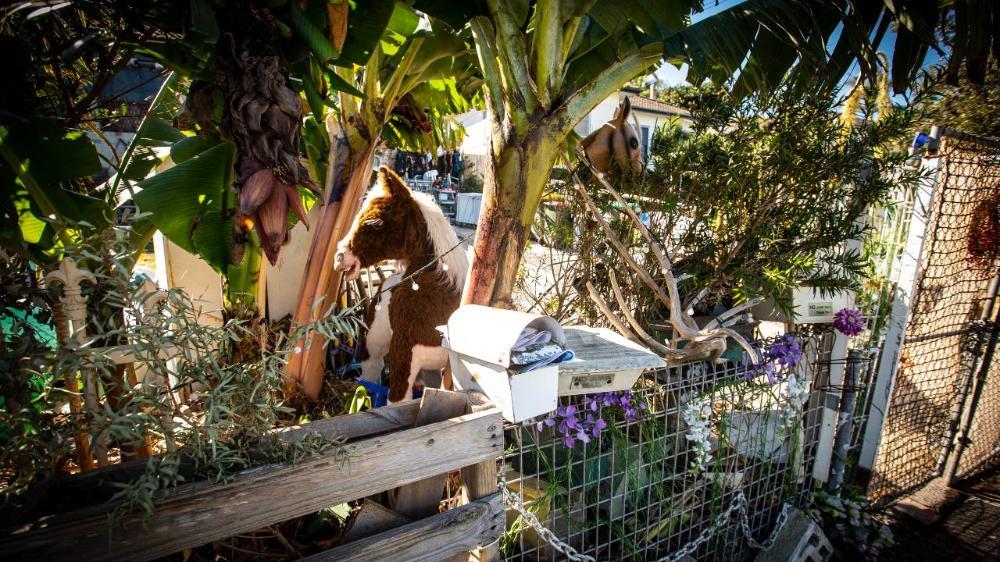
[618,97,632,122]
[378,166,410,198]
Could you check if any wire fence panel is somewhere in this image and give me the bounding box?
[500,336,826,562]
[869,129,1000,504]
[944,131,1000,480]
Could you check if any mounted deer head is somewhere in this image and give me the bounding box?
[581,97,643,174]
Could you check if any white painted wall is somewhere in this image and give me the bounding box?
[153,231,224,325]
[265,203,322,322]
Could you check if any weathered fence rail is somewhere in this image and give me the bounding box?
[1,393,503,561]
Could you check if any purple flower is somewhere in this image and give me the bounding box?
[833,308,866,336]
[744,335,804,384]
[545,390,646,448]
[768,335,802,367]
[593,418,607,436]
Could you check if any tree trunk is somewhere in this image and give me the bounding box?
[285,135,375,401]
[463,126,559,307]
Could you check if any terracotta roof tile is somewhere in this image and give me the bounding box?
[623,92,691,118]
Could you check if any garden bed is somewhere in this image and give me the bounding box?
[1,392,503,561]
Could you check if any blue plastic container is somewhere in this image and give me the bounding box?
[354,378,422,408]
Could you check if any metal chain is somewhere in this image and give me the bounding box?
[656,491,792,561]
[501,480,793,562]
[500,483,597,562]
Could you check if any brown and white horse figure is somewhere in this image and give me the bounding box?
[580,96,644,174]
[335,167,468,402]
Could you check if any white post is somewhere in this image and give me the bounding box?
[858,148,942,470]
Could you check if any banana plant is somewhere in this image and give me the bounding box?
[408,0,990,310]
[287,2,479,400]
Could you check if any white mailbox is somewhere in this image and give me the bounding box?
[790,287,853,324]
[442,305,562,422]
[558,327,666,396]
[442,306,667,422]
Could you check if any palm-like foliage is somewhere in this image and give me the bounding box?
[407,0,995,308]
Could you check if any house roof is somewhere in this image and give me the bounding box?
[623,93,691,118]
[620,86,691,118]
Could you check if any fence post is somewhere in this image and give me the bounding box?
[812,330,849,483]
[942,267,1000,484]
[46,258,109,467]
[828,350,862,489]
[858,139,942,471]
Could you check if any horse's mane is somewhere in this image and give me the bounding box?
[410,190,468,291]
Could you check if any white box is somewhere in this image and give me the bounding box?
[790,287,853,324]
[455,192,482,226]
[558,327,665,396]
[442,305,562,422]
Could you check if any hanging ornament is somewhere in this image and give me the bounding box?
[442,262,449,271]
[412,281,420,291]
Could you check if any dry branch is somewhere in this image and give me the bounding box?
[606,271,675,356]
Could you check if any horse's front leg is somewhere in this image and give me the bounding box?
[360,291,393,383]
[387,338,416,404]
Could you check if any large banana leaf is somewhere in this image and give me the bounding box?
[133,140,235,273]
[0,117,110,261]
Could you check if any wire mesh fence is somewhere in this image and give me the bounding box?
[869,129,1000,504]
[500,335,827,561]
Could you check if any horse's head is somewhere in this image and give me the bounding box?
[581,97,643,174]
[335,167,425,279]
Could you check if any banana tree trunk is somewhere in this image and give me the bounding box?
[285,130,375,400]
[463,126,560,307]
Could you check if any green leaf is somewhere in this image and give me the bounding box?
[338,0,397,66]
[189,0,220,44]
[170,134,221,164]
[0,118,102,186]
[322,66,364,97]
[291,0,339,63]
[134,142,236,272]
[141,117,186,146]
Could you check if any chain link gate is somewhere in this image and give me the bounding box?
[869,127,1000,505]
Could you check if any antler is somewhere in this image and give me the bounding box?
[573,150,761,365]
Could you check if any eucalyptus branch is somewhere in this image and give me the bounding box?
[607,270,673,355]
[571,170,675,314]
[584,280,639,343]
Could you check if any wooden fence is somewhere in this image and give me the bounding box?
[1,390,504,561]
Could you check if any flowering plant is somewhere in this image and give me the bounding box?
[682,393,714,474]
[747,334,803,384]
[533,390,647,448]
[833,307,866,336]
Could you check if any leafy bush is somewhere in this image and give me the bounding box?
[0,226,357,520]
[572,83,923,326]
[808,488,893,561]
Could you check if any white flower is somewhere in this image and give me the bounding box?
[780,372,811,428]
[683,393,714,474]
